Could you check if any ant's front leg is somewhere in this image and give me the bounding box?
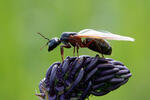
[60,44,71,61]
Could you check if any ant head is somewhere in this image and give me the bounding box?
[37,32,61,51]
[48,38,61,52]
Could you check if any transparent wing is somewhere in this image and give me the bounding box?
[75,29,135,41]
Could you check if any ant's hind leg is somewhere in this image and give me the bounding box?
[77,46,79,57]
[60,45,71,61]
[76,43,79,57]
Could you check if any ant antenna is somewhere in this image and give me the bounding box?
[37,32,50,50]
[37,32,50,41]
[40,43,48,51]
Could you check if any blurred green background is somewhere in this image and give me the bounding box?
[0,0,150,100]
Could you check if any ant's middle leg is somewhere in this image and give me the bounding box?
[73,46,75,56]
[60,44,71,61]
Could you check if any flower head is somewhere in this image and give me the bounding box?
[36,55,132,100]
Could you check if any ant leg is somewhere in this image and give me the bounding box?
[77,46,79,57]
[76,43,79,57]
[60,45,71,61]
[60,46,64,61]
[73,46,76,56]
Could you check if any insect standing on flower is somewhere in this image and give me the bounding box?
[37,29,135,60]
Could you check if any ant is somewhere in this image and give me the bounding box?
[37,29,134,61]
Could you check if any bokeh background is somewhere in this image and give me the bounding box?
[0,0,150,100]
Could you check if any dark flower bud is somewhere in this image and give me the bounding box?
[36,55,132,100]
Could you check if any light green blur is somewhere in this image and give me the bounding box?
[0,0,150,100]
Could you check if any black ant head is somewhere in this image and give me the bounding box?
[47,38,61,52]
[37,32,61,52]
